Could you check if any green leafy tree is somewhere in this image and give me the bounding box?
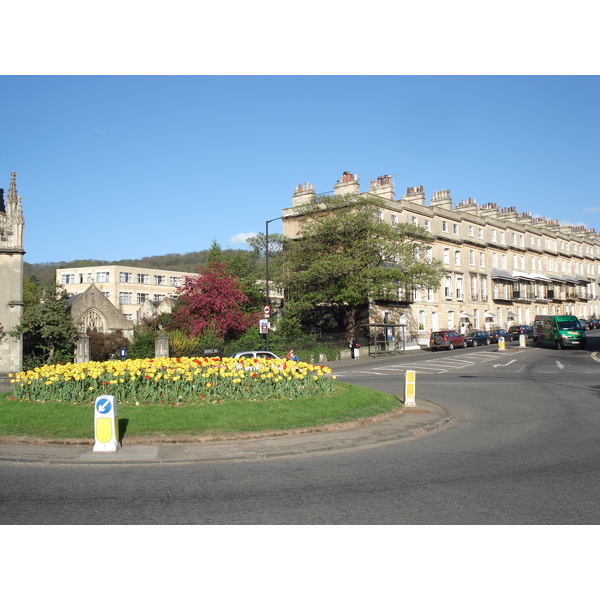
[11,281,78,364]
[247,231,285,300]
[88,329,130,362]
[283,194,445,336]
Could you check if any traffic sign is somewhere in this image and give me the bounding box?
[264,305,270,316]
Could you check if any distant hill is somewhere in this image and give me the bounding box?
[24,249,261,286]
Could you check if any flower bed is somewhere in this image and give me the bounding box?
[9,356,336,405]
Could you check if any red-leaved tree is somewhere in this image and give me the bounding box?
[170,262,258,340]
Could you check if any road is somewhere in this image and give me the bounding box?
[2,334,600,525]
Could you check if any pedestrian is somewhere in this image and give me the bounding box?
[349,337,360,359]
[287,349,299,362]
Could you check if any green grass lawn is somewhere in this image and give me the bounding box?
[0,382,400,441]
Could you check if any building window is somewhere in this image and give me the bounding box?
[453,223,459,235]
[500,231,505,244]
[138,273,150,284]
[119,292,132,305]
[478,228,484,239]
[479,253,485,268]
[61,274,75,284]
[469,250,475,266]
[444,276,452,299]
[456,277,464,300]
[391,214,398,226]
[512,232,517,245]
[454,250,461,266]
[424,220,431,232]
[154,275,166,286]
[501,254,507,269]
[443,248,450,264]
[411,216,418,226]
[153,294,166,301]
[96,271,110,283]
[442,221,448,233]
[468,225,474,237]
[492,253,498,268]
[169,276,181,286]
[377,211,384,222]
[137,293,149,305]
[120,272,133,283]
[491,229,497,242]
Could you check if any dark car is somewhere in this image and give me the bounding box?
[588,319,600,330]
[429,330,467,351]
[508,325,533,339]
[464,330,491,347]
[488,328,513,343]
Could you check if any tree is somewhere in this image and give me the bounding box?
[169,262,258,340]
[88,329,130,362]
[11,281,78,364]
[283,194,445,335]
[247,232,285,298]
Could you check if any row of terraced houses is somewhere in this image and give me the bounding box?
[281,172,600,348]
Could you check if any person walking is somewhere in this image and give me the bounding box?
[349,337,360,359]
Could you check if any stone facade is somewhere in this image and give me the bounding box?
[0,172,24,382]
[68,283,134,340]
[282,172,600,349]
[56,264,195,323]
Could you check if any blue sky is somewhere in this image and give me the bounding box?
[1,75,599,265]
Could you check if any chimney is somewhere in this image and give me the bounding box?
[368,174,395,201]
[333,171,360,196]
[292,182,316,207]
[430,189,452,211]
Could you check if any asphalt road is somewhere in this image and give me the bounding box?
[2,334,600,525]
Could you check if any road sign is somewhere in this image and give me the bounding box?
[93,395,121,452]
[259,318,270,334]
[264,305,270,317]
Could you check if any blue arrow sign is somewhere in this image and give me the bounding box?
[96,398,112,414]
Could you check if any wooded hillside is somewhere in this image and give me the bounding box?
[24,248,264,286]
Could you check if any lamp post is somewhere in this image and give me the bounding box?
[265,216,283,351]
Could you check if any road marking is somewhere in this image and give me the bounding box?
[493,359,517,368]
[556,361,565,370]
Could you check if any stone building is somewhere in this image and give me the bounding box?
[68,283,134,340]
[282,172,600,349]
[0,172,24,385]
[56,264,195,324]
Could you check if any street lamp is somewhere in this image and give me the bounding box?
[265,216,283,351]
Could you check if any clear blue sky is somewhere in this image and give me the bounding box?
[1,75,599,265]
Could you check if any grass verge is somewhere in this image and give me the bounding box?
[0,382,400,441]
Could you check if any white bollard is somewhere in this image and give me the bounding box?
[404,370,416,407]
[93,394,121,452]
[498,336,506,351]
[519,333,527,348]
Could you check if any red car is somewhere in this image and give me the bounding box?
[429,330,467,351]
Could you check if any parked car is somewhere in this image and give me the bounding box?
[231,351,280,360]
[429,330,467,351]
[488,328,513,343]
[579,319,589,330]
[464,330,491,347]
[588,319,600,330]
[508,325,534,339]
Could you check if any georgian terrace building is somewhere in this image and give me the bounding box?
[281,172,600,346]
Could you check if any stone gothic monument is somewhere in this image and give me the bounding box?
[0,171,24,386]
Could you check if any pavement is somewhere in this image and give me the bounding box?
[0,349,453,466]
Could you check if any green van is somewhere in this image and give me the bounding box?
[533,315,587,349]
